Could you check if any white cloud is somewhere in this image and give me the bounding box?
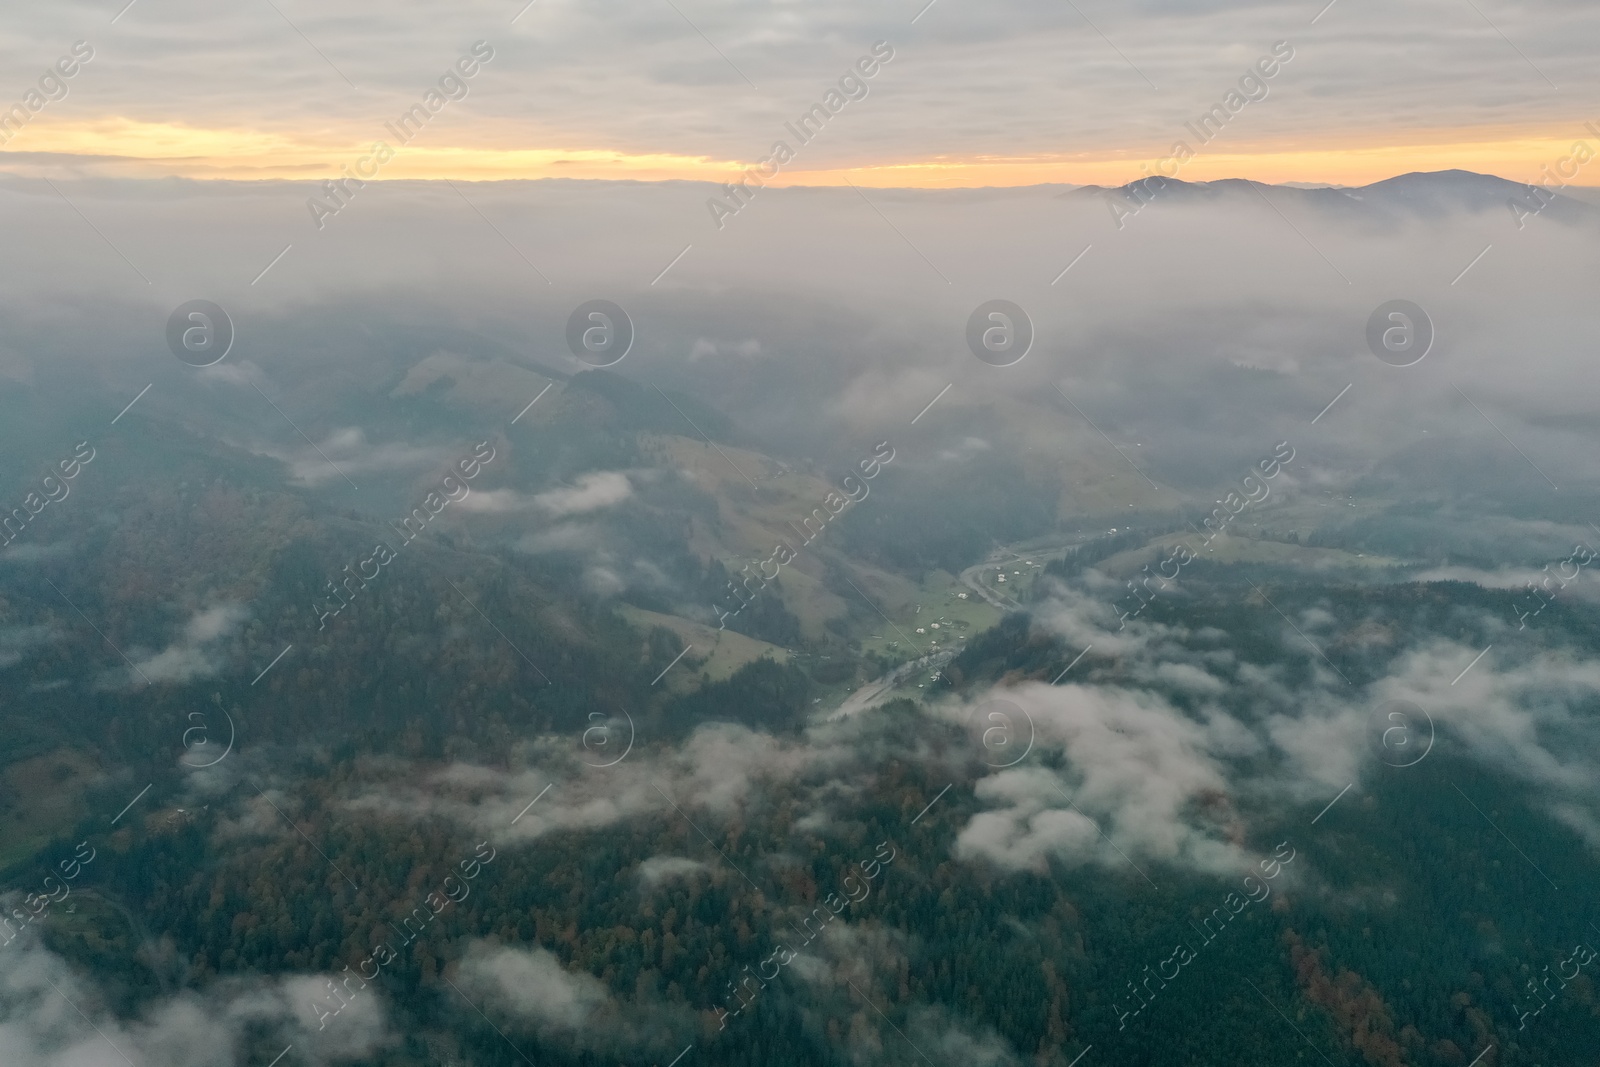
[0,941,390,1067]
[343,720,829,849]
[0,624,56,670]
[465,473,632,520]
[637,855,710,885]
[949,682,1250,876]
[583,565,626,596]
[1273,639,1600,844]
[390,350,553,411]
[907,1004,1022,1067]
[0,542,72,566]
[197,359,268,390]
[280,428,447,489]
[325,570,1600,894]
[1027,577,1600,865]
[459,943,610,1031]
[131,603,247,685]
[688,338,765,362]
[514,522,599,555]
[533,472,633,517]
[454,940,694,1055]
[954,767,1101,872]
[0,0,1589,184]
[455,488,536,514]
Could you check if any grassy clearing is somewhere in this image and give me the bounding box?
[1096,529,1402,575]
[618,605,789,687]
[0,748,98,876]
[857,568,1005,661]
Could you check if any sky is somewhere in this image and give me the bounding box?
[0,0,1594,188]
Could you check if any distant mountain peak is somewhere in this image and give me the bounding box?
[1064,168,1589,223]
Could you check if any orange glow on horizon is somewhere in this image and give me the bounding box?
[3,118,1596,188]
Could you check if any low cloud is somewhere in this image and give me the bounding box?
[336,711,957,867]
[1007,576,1600,874]
[455,488,536,514]
[0,624,55,670]
[455,940,693,1056]
[949,682,1250,877]
[131,603,247,684]
[462,473,632,521]
[513,521,599,554]
[688,338,764,362]
[0,941,390,1067]
[459,943,610,1032]
[1271,638,1600,844]
[0,542,72,566]
[347,721,824,845]
[637,855,710,885]
[390,350,551,411]
[906,1004,1022,1067]
[279,428,447,489]
[321,568,1600,896]
[533,472,633,517]
[954,766,1101,873]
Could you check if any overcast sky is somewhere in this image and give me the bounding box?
[0,0,1594,186]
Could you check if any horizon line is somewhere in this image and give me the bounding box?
[2,121,1597,189]
[0,167,1584,193]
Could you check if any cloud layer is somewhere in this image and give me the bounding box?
[0,1,1593,184]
